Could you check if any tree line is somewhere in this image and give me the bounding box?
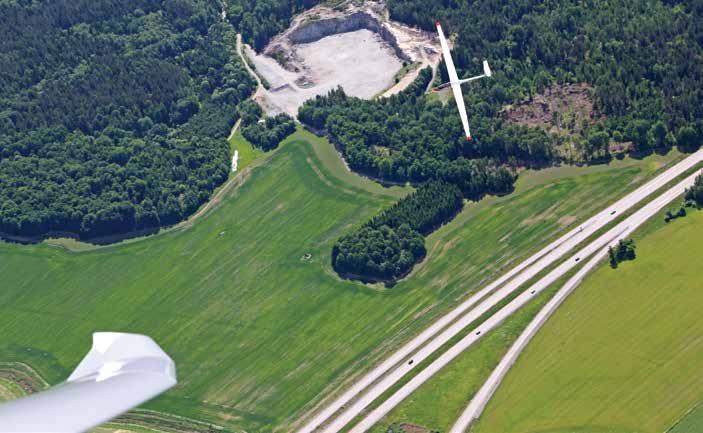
[0,0,256,239]
[299,69,520,186]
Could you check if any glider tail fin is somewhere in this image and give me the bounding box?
[483,60,492,78]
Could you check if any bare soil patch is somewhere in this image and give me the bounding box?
[503,83,602,135]
[400,422,436,433]
[558,215,577,227]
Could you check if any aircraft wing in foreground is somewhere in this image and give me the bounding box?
[435,22,492,141]
[0,332,176,433]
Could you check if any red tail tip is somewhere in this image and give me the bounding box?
[436,21,441,27]
[467,136,472,141]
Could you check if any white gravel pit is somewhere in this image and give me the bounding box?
[249,29,402,116]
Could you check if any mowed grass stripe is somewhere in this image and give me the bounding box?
[472,210,703,433]
[0,130,682,432]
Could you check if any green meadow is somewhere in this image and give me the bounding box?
[472,206,703,433]
[669,403,703,433]
[0,129,684,432]
[230,130,264,173]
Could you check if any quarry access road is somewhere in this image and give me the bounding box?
[236,33,264,91]
[297,148,703,433]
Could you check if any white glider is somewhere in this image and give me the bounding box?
[434,22,492,141]
[0,332,176,433]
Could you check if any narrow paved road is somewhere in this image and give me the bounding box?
[349,167,703,433]
[297,149,703,433]
[448,167,703,433]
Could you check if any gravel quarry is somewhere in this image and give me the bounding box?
[245,1,440,117]
[248,30,402,115]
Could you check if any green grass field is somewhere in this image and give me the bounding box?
[0,128,684,432]
[669,403,703,433]
[229,130,264,173]
[472,208,703,433]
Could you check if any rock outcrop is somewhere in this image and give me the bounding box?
[281,12,411,63]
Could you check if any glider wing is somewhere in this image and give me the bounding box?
[0,332,176,433]
[436,22,472,140]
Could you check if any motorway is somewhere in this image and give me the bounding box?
[296,149,703,433]
[352,167,703,433]
[447,167,703,433]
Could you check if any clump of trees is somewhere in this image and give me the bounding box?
[333,224,426,283]
[0,0,256,239]
[241,114,296,151]
[332,181,463,283]
[370,181,465,235]
[685,174,703,208]
[608,239,636,269]
[237,100,264,126]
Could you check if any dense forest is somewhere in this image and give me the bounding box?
[388,0,703,157]
[332,181,463,282]
[302,0,703,182]
[0,0,256,239]
[223,0,321,51]
[299,69,520,186]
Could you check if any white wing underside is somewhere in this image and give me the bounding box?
[437,23,471,139]
[0,333,176,433]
